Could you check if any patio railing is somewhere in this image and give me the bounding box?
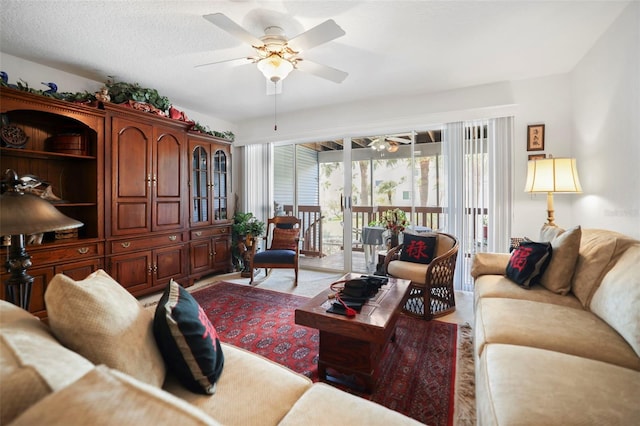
[285,204,487,257]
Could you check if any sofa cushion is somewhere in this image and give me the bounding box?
[0,364,50,425]
[590,243,640,358]
[278,383,423,426]
[399,233,437,264]
[10,365,220,426]
[475,298,640,371]
[164,343,312,426]
[473,275,584,310]
[470,252,511,279]
[0,300,94,423]
[505,241,552,288]
[45,269,166,387]
[387,260,428,284]
[538,225,581,294]
[154,280,224,395]
[476,344,640,426]
[571,229,637,307]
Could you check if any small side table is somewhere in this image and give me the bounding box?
[362,226,385,274]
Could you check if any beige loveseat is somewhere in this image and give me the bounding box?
[471,227,640,425]
[0,270,422,426]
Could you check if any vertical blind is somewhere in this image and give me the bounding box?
[444,117,513,291]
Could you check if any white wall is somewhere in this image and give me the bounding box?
[510,74,575,238]
[571,1,640,239]
[236,81,518,145]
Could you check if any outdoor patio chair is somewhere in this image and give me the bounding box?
[249,216,301,286]
[383,231,459,320]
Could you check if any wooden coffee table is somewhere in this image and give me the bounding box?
[294,273,411,392]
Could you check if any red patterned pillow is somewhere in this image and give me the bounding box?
[506,241,552,288]
[270,227,299,251]
[399,233,437,264]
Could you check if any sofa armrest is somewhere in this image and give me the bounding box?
[471,253,511,279]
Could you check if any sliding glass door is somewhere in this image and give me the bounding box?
[268,118,512,286]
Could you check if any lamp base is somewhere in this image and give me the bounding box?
[4,234,34,310]
[546,192,556,227]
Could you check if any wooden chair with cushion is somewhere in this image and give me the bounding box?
[383,232,459,320]
[249,216,301,286]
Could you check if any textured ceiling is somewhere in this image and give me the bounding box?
[0,1,628,124]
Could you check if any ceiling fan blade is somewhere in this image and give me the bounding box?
[287,19,346,52]
[195,56,253,69]
[203,13,264,47]
[296,60,348,83]
[387,136,411,144]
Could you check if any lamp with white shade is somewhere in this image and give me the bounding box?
[524,157,583,226]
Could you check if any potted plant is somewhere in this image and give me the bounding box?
[380,208,409,248]
[231,212,266,274]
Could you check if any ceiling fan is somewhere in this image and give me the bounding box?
[198,13,348,92]
[368,135,412,152]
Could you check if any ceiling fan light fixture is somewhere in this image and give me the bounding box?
[257,54,294,83]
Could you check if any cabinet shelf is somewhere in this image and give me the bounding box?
[0,147,97,161]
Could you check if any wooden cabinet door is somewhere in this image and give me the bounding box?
[153,126,185,232]
[189,141,212,227]
[153,245,187,288]
[212,147,230,221]
[212,236,231,273]
[109,251,152,294]
[55,258,104,280]
[190,239,213,275]
[111,117,153,236]
[1,266,55,319]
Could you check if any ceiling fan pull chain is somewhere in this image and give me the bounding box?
[274,82,278,131]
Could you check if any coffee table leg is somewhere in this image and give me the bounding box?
[318,361,327,382]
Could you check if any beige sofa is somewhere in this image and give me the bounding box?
[0,271,423,426]
[471,227,640,425]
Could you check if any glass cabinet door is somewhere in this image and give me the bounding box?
[213,149,228,220]
[192,146,209,224]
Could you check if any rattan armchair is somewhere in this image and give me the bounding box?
[383,232,459,320]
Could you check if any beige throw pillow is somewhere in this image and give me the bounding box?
[539,224,565,242]
[570,229,636,307]
[539,226,582,295]
[45,270,166,387]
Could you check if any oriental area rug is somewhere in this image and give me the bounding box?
[192,282,467,426]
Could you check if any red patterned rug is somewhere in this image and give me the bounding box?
[192,282,457,426]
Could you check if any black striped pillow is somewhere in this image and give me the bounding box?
[153,280,224,395]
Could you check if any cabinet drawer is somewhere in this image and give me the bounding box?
[30,242,103,265]
[110,233,185,254]
[190,226,231,240]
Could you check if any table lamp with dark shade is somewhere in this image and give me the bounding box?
[0,169,83,310]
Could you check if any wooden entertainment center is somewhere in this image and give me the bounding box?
[0,87,233,318]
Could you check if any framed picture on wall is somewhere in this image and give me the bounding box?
[528,153,546,161]
[527,124,545,151]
